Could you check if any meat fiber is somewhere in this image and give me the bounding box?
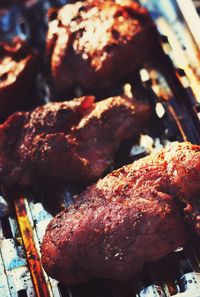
[47,0,158,94]
[0,95,150,186]
[41,142,200,285]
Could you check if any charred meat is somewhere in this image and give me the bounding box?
[41,142,200,285]
[0,95,150,186]
[47,0,158,94]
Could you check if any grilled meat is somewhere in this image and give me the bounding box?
[41,142,200,285]
[0,41,38,120]
[47,0,157,94]
[0,95,150,186]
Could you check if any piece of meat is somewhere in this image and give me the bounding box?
[41,142,200,285]
[0,40,38,120]
[0,95,150,186]
[47,0,158,94]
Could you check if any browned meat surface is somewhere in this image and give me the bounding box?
[0,41,38,120]
[47,0,157,93]
[41,142,200,285]
[0,95,150,186]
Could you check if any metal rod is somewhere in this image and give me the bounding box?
[14,197,51,297]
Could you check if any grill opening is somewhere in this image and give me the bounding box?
[18,290,28,297]
[1,216,13,239]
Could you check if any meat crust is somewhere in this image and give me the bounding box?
[0,95,150,186]
[41,142,200,285]
[47,0,158,93]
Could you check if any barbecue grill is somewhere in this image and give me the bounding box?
[0,1,200,296]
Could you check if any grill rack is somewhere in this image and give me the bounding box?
[1,3,200,297]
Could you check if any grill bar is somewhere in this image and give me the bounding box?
[0,249,11,297]
[14,197,52,297]
[147,42,200,143]
[0,236,35,297]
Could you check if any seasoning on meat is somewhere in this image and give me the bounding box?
[41,142,200,285]
[0,95,150,185]
[47,0,158,93]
